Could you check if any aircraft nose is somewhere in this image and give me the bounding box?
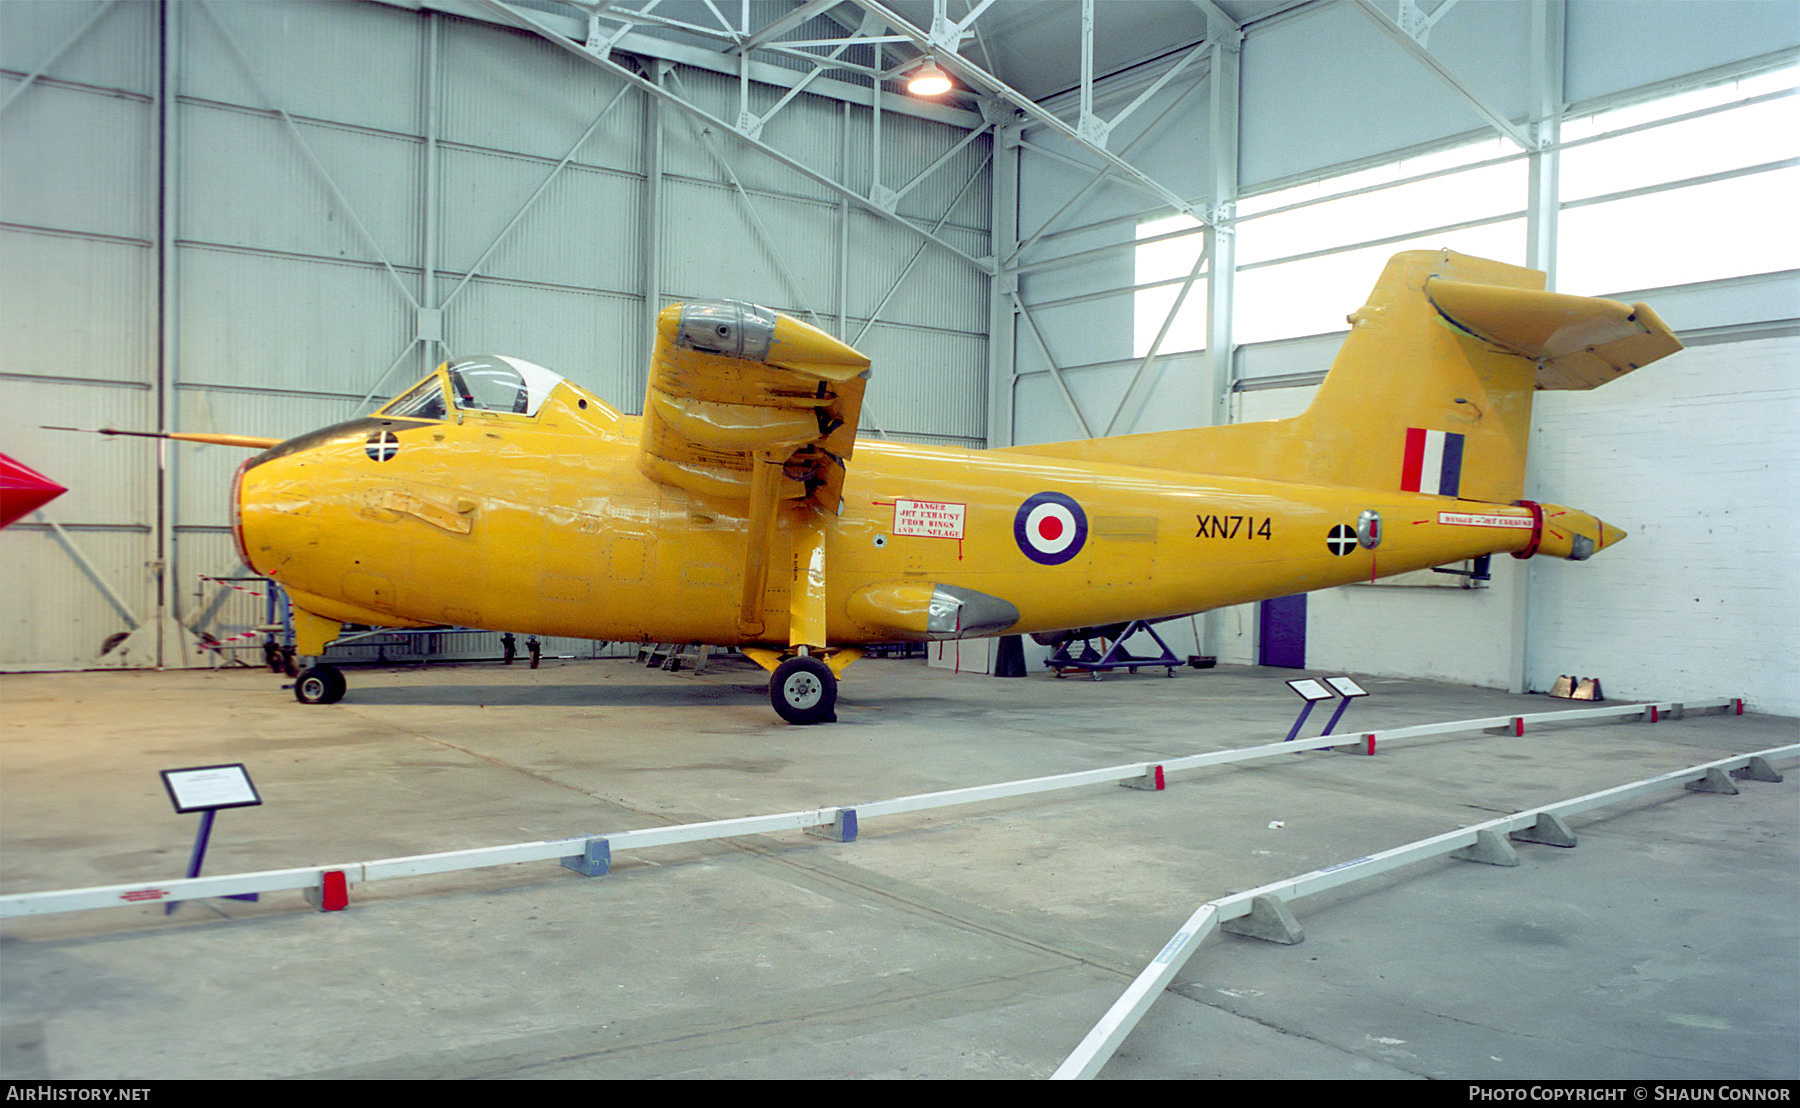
[1599,520,1627,551]
[231,458,257,570]
[232,450,316,576]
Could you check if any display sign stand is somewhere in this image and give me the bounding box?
[1319,676,1369,735]
[159,764,263,915]
[1284,677,1371,745]
[1283,679,1336,742]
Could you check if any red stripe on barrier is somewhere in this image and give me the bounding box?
[318,871,348,912]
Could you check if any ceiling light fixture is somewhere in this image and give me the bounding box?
[907,58,952,96]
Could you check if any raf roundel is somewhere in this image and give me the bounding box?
[1015,491,1088,565]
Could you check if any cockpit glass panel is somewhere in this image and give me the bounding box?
[382,376,448,421]
[445,355,563,418]
[448,358,531,414]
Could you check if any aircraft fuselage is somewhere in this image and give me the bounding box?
[235,395,1547,651]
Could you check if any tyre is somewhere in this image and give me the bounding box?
[294,664,347,705]
[770,656,836,725]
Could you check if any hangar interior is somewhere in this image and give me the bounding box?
[3,0,1799,1083]
[2,0,1797,712]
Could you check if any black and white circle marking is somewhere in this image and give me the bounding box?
[1015,491,1088,565]
[364,430,401,462]
[1326,524,1357,556]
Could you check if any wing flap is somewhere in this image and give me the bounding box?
[1426,277,1683,390]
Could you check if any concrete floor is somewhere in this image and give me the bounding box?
[0,655,1795,1080]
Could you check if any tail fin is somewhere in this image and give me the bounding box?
[1006,250,1681,503]
[1284,250,1680,502]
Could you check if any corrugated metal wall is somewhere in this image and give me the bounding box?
[1,0,992,671]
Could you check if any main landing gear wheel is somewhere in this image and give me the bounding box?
[294,664,347,705]
[770,656,836,725]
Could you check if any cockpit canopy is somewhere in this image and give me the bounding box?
[381,355,566,420]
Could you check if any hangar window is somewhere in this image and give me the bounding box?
[1228,139,1526,345]
[1133,214,1208,357]
[1556,64,1800,295]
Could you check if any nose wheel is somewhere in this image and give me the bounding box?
[294,663,347,705]
[770,655,836,725]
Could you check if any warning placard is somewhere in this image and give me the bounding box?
[1438,511,1533,529]
[893,499,966,540]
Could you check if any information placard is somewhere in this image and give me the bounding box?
[161,764,262,814]
[1285,679,1334,702]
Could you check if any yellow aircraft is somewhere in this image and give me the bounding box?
[215,249,1678,723]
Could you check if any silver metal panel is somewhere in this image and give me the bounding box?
[735,87,854,207]
[845,213,989,333]
[856,323,986,442]
[1235,331,1345,385]
[859,110,994,227]
[1614,270,1800,336]
[187,0,423,137]
[1014,148,1147,258]
[171,529,265,640]
[1014,218,1137,309]
[174,246,415,398]
[0,0,156,97]
[1008,370,1093,448]
[4,376,157,526]
[435,147,643,295]
[179,104,426,272]
[1017,292,1135,374]
[1239,1,1532,190]
[658,67,839,205]
[659,178,837,314]
[1103,349,1211,436]
[439,13,645,174]
[0,526,156,670]
[0,80,155,242]
[1566,0,1800,107]
[0,230,156,385]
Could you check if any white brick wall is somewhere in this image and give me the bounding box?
[1220,334,1800,718]
[1525,334,1800,716]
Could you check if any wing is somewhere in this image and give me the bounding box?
[638,300,870,644]
[638,300,869,510]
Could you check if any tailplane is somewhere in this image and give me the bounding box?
[1007,250,1682,502]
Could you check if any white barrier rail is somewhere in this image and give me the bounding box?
[1051,741,1798,1080]
[0,697,1748,919]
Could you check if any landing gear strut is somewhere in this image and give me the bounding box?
[770,655,836,725]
